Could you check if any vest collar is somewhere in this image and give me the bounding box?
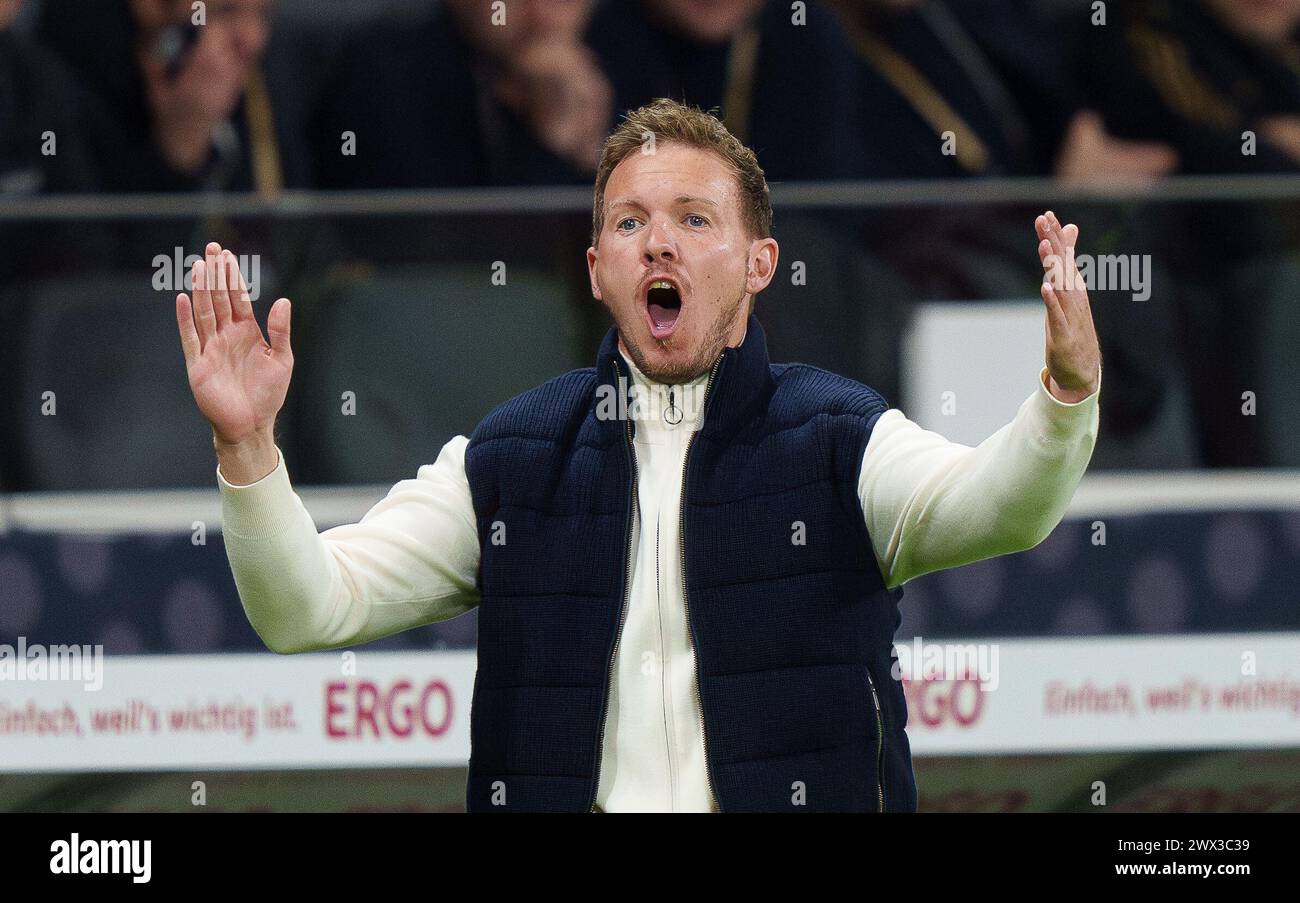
[595,313,775,442]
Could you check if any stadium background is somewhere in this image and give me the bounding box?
[2,0,1299,811]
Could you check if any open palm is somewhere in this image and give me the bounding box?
[1035,211,1101,403]
[176,242,293,445]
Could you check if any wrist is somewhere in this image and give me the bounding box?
[214,428,278,486]
[1047,372,1097,404]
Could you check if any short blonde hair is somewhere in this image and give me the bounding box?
[592,98,773,246]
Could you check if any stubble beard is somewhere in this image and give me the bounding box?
[618,286,749,385]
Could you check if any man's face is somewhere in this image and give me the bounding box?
[587,142,777,384]
[136,0,271,63]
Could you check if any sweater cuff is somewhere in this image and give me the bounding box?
[1031,364,1101,441]
[217,446,301,539]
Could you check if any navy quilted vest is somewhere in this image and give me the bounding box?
[463,314,916,812]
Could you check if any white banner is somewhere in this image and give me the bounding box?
[897,632,1300,755]
[0,650,477,772]
[1,634,1298,772]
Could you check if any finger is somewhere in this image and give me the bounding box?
[176,293,202,367]
[203,244,227,330]
[1053,226,1090,307]
[204,245,218,294]
[1040,280,1068,333]
[211,249,233,330]
[1050,213,1077,261]
[191,260,217,345]
[1043,210,1066,260]
[267,298,292,357]
[1035,213,1050,246]
[204,242,223,290]
[226,251,255,322]
[1043,255,1063,294]
[1035,215,1064,268]
[1038,238,1055,270]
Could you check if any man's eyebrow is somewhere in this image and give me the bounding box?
[606,196,721,211]
[606,198,646,212]
[674,195,719,208]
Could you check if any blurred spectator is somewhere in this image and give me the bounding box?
[36,0,311,193]
[1066,0,1300,469]
[311,0,611,187]
[1068,0,1300,466]
[3,0,106,486]
[1075,0,1300,174]
[585,0,866,181]
[813,1,1189,472]
[824,0,1178,180]
[0,0,101,198]
[0,0,111,285]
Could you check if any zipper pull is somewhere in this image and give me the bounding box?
[665,387,683,425]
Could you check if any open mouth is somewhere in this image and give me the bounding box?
[645,279,683,339]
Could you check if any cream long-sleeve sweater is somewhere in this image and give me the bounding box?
[218,359,1100,812]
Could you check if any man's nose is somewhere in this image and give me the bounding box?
[642,221,676,263]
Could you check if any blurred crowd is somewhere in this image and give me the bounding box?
[5,0,1300,197]
[2,0,1299,485]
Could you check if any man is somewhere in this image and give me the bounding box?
[1075,0,1300,175]
[0,0,101,202]
[176,100,1101,812]
[1,0,114,488]
[585,0,867,180]
[311,0,612,187]
[38,0,305,193]
[1069,0,1298,466]
[822,0,1179,180]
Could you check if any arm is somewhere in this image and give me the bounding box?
[861,366,1099,589]
[176,242,479,654]
[861,210,1102,589]
[219,437,480,654]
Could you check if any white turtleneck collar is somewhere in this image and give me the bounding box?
[618,346,713,435]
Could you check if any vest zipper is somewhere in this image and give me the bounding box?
[655,517,679,811]
[865,667,886,812]
[589,366,639,812]
[680,354,724,811]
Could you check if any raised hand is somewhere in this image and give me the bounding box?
[176,242,292,483]
[494,38,614,174]
[1036,211,1101,404]
[1054,110,1178,181]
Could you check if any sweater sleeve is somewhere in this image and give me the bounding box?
[858,366,1100,590]
[218,435,481,653]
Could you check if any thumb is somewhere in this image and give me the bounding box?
[267,298,292,355]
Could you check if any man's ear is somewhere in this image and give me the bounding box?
[744,237,779,296]
[586,245,603,300]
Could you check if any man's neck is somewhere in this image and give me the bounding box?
[614,316,749,386]
[617,348,712,433]
[617,345,712,388]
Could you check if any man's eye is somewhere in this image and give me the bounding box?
[617,218,639,231]
[686,215,708,227]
